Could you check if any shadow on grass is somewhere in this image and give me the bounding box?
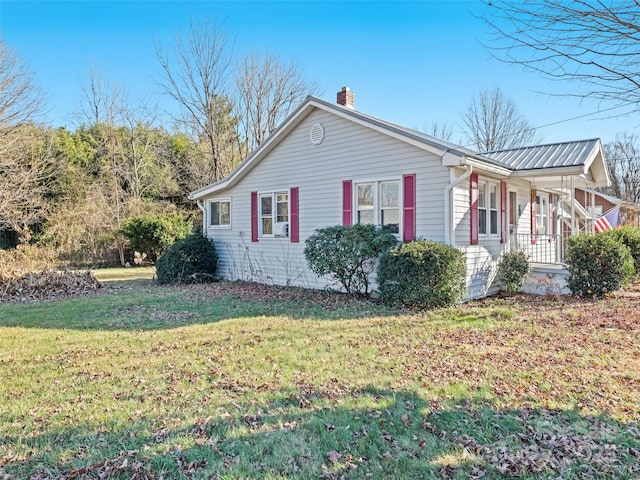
[2,388,639,479]
[0,281,402,331]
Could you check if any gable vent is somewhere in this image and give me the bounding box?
[310,123,325,145]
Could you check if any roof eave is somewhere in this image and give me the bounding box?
[510,165,586,179]
[464,157,512,177]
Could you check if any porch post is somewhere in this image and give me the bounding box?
[571,176,576,235]
[590,186,596,233]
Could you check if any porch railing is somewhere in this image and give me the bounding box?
[510,234,565,264]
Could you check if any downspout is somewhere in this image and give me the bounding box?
[444,164,473,246]
[196,199,207,235]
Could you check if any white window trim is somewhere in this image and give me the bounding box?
[508,188,518,235]
[535,192,551,236]
[353,178,402,237]
[478,180,500,238]
[259,190,290,239]
[208,197,231,229]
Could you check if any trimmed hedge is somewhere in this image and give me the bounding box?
[497,249,530,295]
[603,226,640,275]
[156,233,217,284]
[377,240,466,309]
[304,224,397,295]
[564,232,634,297]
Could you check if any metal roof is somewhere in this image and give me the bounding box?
[482,139,601,171]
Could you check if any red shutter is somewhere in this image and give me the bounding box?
[470,173,479,245]
[402,174,416,242]
[530,188,537,244]
[500,181,507,244]
[342,180,353,226]
[290,187,299,243]
[251,191,258,242]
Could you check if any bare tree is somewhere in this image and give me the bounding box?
[461,86,542,152]
[0,41,52,236]
[0,124,56,235]
[235,52,318,157]
[0,40,46,127]
[481,1,640,111]
[416,122,454,141]
[73,70,131,263]
[155,17,239,183]
[118,101,181,206]
[73,67,124,127]
[603,132,640,203]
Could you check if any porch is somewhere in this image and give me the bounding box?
[507,233,570,295]
[486,138,610,265]
[510,233,564,264]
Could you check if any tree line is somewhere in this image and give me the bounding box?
[0,19,317,264]
[2,9,640,265]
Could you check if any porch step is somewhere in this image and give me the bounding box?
[521,264,570,295]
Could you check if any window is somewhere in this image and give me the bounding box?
[508,191,517,234]
[260,191,289,237]
[535,193,549,235]
[355,180,399,233]
[478,181,499,236]
[356,183,374,225]
[534,192,558,236]
[478,183,487,235]
[209,198,230,228]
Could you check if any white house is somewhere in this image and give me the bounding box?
[189,87,610,299]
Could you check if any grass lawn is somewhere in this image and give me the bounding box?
[0,276,639,479]
[91,266,156,284]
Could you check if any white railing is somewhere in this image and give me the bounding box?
[510,234,565,264]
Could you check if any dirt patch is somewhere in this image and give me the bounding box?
[168,281,376,310]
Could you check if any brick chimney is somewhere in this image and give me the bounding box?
[336,86,354,109]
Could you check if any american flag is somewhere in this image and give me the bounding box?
[594,205,621,233]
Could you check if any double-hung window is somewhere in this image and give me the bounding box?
[355,180,400,234]
[478,181,498,236]
[534,193,551,235]
[260,191,289,237]
[209,198,231,228]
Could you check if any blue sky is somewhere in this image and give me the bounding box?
[1,0,638,146]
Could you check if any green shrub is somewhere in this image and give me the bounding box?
[121,213,192,262]
[377,240,466,309]
[603,226,640,275]
[564,232,634,297]
[304,224,397,295]
[497,249,530,295]
[156,233,217,284]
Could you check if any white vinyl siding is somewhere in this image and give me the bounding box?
[201,108,450,289]
[453,175,533,300]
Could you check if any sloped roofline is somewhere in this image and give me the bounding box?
[575,187,640,208]
[483,138,602,156]
[189,96,502,200]
[482,138,610,187]
[189,96,610,200]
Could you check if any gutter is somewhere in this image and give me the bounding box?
[196,200,207,235]
[444,164,473,246]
